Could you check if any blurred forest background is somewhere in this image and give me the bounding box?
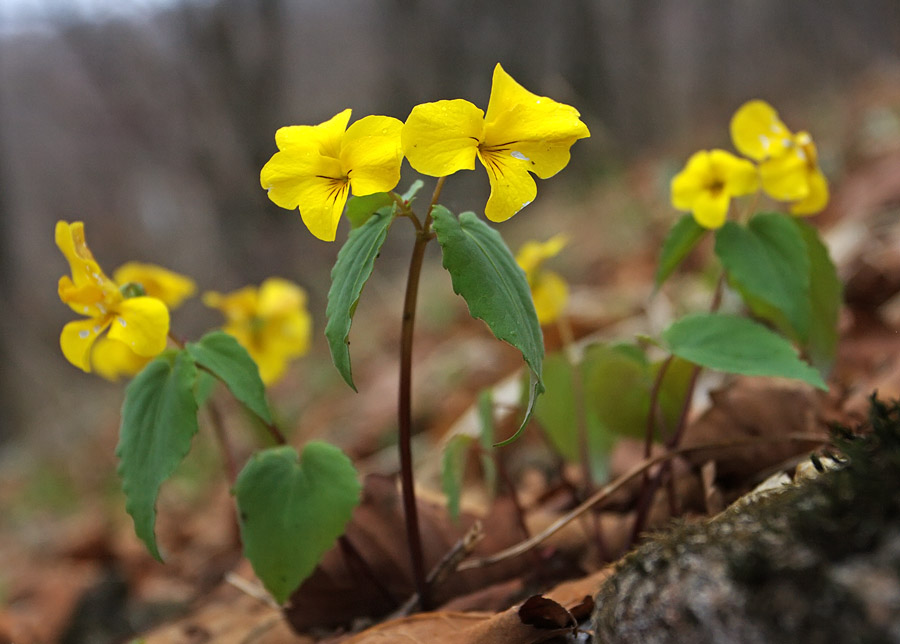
[0,0,899,455]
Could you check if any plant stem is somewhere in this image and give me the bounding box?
[396,177,445,611]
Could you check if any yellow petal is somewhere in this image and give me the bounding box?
[107,296,169,357]
[341,115,403,196]
[60,317,111,372]
[261,147,344,208]
[730,100,792,161]
[55,221,106,287]
[58,275,109,317]
[293,175,351,242]
[531,271,569,326]
[670,151,712,211]
[113,262,196,309]
[516,234,568,277]
[759,150,810,202]
[479,150,538,222]
[790,166,829,216]
[203,287,258,321]
[401,100,483,177]
[275,109,351,158]
[92,337,151,381]
[483,64,589,179]
[257,278,307,318]
[251,341,289,386]
[691,189,731,229]
[708,149,759,196]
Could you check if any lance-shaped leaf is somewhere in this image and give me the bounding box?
[661,313,827,390]
[326,209,394,390]
[186,331,271,424]
[116,350,199,561]
[476,389,497,498]
[715,213,811,341]
[655,214,706,288]
[234,442,361,604]
[441,433,473,522]
[431,208,544,444]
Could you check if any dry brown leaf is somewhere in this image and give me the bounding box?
[140,583,306,644]
[679,377,828,482]
[339,569,611,644]
[284,475,536,632]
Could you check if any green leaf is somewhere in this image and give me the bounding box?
[795,220,841,375]
[661,313,827,390]
[325,209,394,390]
[431,208,544,444]
[534,352,579,461]
[234,442,360,604]
[715,213,811,340]
[186,331,272,424]
[582,343,653,440]
[655,214,706,288]
[476,390,497,498]
[193,369,219,408]
[401,179,425,202]
[441,434,473,522]
[117,351,199,561]
[346,194,393,228]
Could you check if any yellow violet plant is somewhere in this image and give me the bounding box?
[252,62,589,607]
[659,99,838,377]
[55,219,330,572]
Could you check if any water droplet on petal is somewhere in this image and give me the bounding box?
[511,151,529,161]
[78,329,90,339]
[118,318,127,327]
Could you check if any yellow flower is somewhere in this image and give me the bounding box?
[670,150,759,229]
[401,63,590,223]
[203,278,312,385]
[113,262,196,309]
[730,100,829,215]
[260,109,404,242]
[516,234,569,325]
[91,337,155,381]
[56,221,169,375]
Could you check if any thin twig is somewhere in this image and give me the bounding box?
[225,572,280,609]
[456,432,826,571]
[392,521,485,617]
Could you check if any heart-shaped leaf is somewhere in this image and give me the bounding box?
[234,442,361,604]
[117,350,199,561]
